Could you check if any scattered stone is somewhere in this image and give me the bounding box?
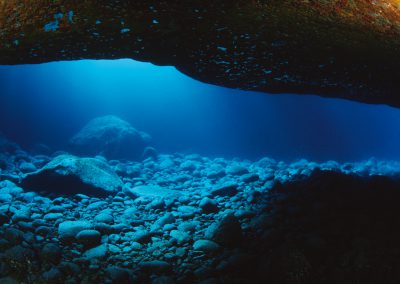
[199,197,219,213]
[140,260,172,273]
[193,240,220,253]
[58,220,92,241]
[210,183,238,197]
[76,230,101,247]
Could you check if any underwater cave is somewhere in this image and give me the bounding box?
[1,1,400,284]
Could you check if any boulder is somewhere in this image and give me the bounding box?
[69,115,151,160]
[21,155,122,196]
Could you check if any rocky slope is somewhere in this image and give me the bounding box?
[0,1,400,106]
[1,142,400,283]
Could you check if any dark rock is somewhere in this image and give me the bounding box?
[40,243,62,264]
[210,183,238,197]
[3,228,23,245]
[21,155,122,196]
[42,267,64,284]
[140,260,172,273]
[199,197,219,214]
[105,266,131,283]
[240,173,260,183]
[205,214,243,247]
[76,230,101,247]
[69,115,150,160]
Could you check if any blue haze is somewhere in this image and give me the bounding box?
[0,59,400,162]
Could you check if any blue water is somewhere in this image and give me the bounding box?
[1,59,400,162]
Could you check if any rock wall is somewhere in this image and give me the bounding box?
[0,1,399,106]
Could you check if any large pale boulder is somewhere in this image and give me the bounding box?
[69,116,151,160]
[21,155,122,196]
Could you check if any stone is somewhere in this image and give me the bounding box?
[139,260,172,273]
[22,155,122,196]
[170,230,191,245]
[94,213,114,224]
[0,193,12,203]
[40,243,62,264]
[83,244,108,259]
[210,183,238,197]
[43,213,63,221]
[105,266,131,283]
[205,214,243,247]
[42,268,64,284]
[240,173,260,183]
[19,161,36,173]
[199,197,219,214]
[124,184,183,199]
[69,115,150,160]
[76,230,101,247]
[226,164,249,176]
[58,220,92,241]
[193,240,220,253]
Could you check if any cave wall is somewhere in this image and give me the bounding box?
[0,1,399,106]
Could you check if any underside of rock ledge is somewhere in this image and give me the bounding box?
[0,1,399,106]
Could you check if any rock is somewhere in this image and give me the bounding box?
[177,221,199,233]
[105,266,132,283]
[43,213,63,221]
[124,184,183,199]
[131,230,153,244]
[139,260,172,273]
[11,207,31,222]
[0,277,19,284]
[142,146,158,160]
[69,115,150,160]
[170,230,191,245]
[199,197,219,213]
[94,213,114,224]
[193,240,220,253]
[3,2,400,106]
[19,161,36,173]
[3,228,24,245]
[83,244,108,259]
[0,212,9,225]
[205,215,243,247]
[40,243,62,264]
[4,245,35,264]
[76,230,101,247]
[240,173,260,183]
[226,164,249,176]
[210,183,238,197]
[152,276,175,284]
[58,220,92,241]
[22,155,122,196]
[42,267,64,283]
[0,193,12,203]
[177,206,199,218]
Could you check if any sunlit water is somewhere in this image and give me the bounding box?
[1,59,400,162]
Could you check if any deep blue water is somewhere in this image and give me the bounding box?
[1,59,400,162]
